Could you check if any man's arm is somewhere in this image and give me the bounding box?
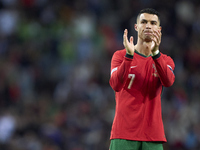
[109,51,133,92]
[152,52,175,87]
[109,29,135,92]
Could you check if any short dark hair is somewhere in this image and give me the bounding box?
[137,8,160,23]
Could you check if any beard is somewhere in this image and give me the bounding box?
[143,29,154,42]
[143,35,153,42]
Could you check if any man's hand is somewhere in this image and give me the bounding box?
[151,30,162,53]
[123,29,134,56]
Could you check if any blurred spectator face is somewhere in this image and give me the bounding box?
[135,13,161,42]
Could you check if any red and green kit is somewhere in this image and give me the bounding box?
[109,49,175,142]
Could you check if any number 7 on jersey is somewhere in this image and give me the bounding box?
[128,74,135,89]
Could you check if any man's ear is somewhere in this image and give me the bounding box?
[134,24,138,31]
[159,26,162,31]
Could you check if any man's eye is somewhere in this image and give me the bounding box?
[151,22,157,25]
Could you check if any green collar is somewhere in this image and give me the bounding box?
[135,50,151,57]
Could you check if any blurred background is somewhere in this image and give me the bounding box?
[0,0,200,150]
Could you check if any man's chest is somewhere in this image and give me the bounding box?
[125,59,160,91]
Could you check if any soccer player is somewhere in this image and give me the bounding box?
[109,8,175,150]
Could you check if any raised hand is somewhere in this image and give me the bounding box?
[123,29,135,56]
[151,29,162,52]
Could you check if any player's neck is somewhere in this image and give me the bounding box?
[135,40,152,56]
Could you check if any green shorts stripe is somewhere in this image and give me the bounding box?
[109,139,163,150]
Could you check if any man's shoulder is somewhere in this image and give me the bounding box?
[160,52,173,60]
[113,49,126,56]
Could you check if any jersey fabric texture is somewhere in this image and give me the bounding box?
[109,49,175,142]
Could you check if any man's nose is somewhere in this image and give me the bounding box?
[146,22,151,29]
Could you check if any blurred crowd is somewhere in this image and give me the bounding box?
[0,0,200,150]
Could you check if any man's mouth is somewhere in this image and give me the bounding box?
[144,30,153,35]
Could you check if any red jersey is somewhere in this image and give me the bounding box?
[109,49,175,142]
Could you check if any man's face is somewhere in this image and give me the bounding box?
[135,13,161,42]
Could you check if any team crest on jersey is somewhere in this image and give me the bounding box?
[152,64,158,77]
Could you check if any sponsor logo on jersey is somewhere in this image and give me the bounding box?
[130,65,137,68]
